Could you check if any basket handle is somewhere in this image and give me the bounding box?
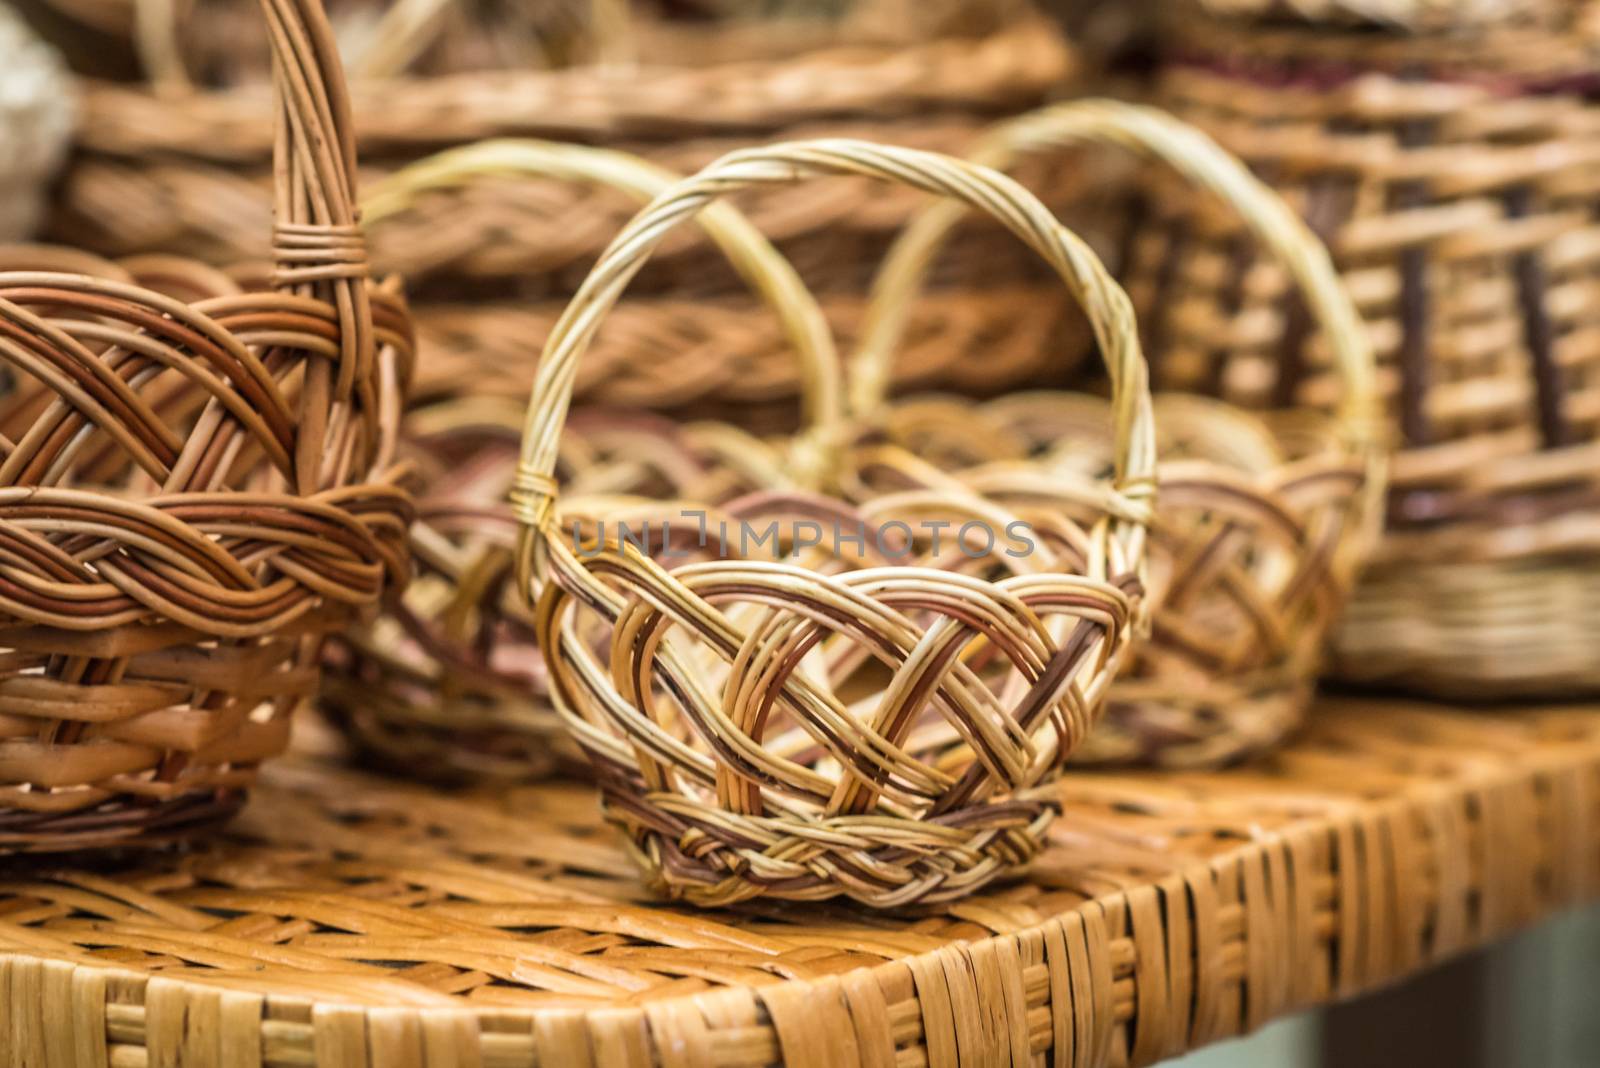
[258,0,375,493]
[360,139,839,455]
[851,99,1379,450]
[513,139,1156,584]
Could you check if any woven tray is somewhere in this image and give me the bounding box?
[4,696,1596,1065]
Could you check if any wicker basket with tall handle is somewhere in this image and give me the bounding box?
[320,138,843,784]
[0,0,413,853]
[513,139,1156,908]
[847,100,1382,768]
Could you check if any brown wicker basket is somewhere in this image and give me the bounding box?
[40,6,1085,409]
[1126,5,1600,698]
[0,0,413,853]
[512,139,1156,907]
[320,139,844,784]
[845,101,1381,768]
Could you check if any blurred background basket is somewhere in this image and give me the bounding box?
[0,0,412,853]
[1120,0,1600,697]
[847,101,1381,768]
[19,0,1094,414]
[320,139,844,784]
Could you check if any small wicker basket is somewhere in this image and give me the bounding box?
[320,139,843,784]
[847,100,1382,768]
[1137,4,1600,697]
[0,0,413,853]
[513,139,1156,907]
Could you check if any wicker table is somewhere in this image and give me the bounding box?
[3,696,1597,1067]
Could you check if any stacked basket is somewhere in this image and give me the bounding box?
[0,0,412,853]
[36,0,1094,412]
[1128,0,1600,696]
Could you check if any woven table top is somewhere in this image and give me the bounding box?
[3,697,1598,1067]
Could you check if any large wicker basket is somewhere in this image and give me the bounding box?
[320,139,845,784]
[0,0,413,853]
[1126,3,1600,697]
[512,139,1156,907]
[847,101,1382,768]
[38,2,1087,412]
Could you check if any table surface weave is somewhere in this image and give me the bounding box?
[3,696,1598,1067]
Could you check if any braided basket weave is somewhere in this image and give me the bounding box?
[847,101,1381,768]
[1129,5,1600,698]
[513,140,1156,907]
[0,0,413,853]
[320,139,843,784]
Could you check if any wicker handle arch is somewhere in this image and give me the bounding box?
[851,99,1380,452]
[513,139,1157,593]
[361,138,840,457]
[260,0,376,494]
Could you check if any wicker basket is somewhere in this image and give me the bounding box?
[845,101,1381,768]
[0,0,413,853]
[320,139,844,784]
[512,139,1156,907]
[40,5,1085,410]
[1126,5,1600,698]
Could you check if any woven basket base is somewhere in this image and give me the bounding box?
[1333,555,1600,698]
[2,697,1597,1066]
[0,787,245,855]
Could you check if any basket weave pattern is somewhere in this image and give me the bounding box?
[1136,12,1600,694]
[0,0,412,852]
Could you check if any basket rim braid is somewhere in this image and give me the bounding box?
[0,0,411,852]
[849,99,1383,767]
[511,138,1156,907]
[322,137,847,783]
